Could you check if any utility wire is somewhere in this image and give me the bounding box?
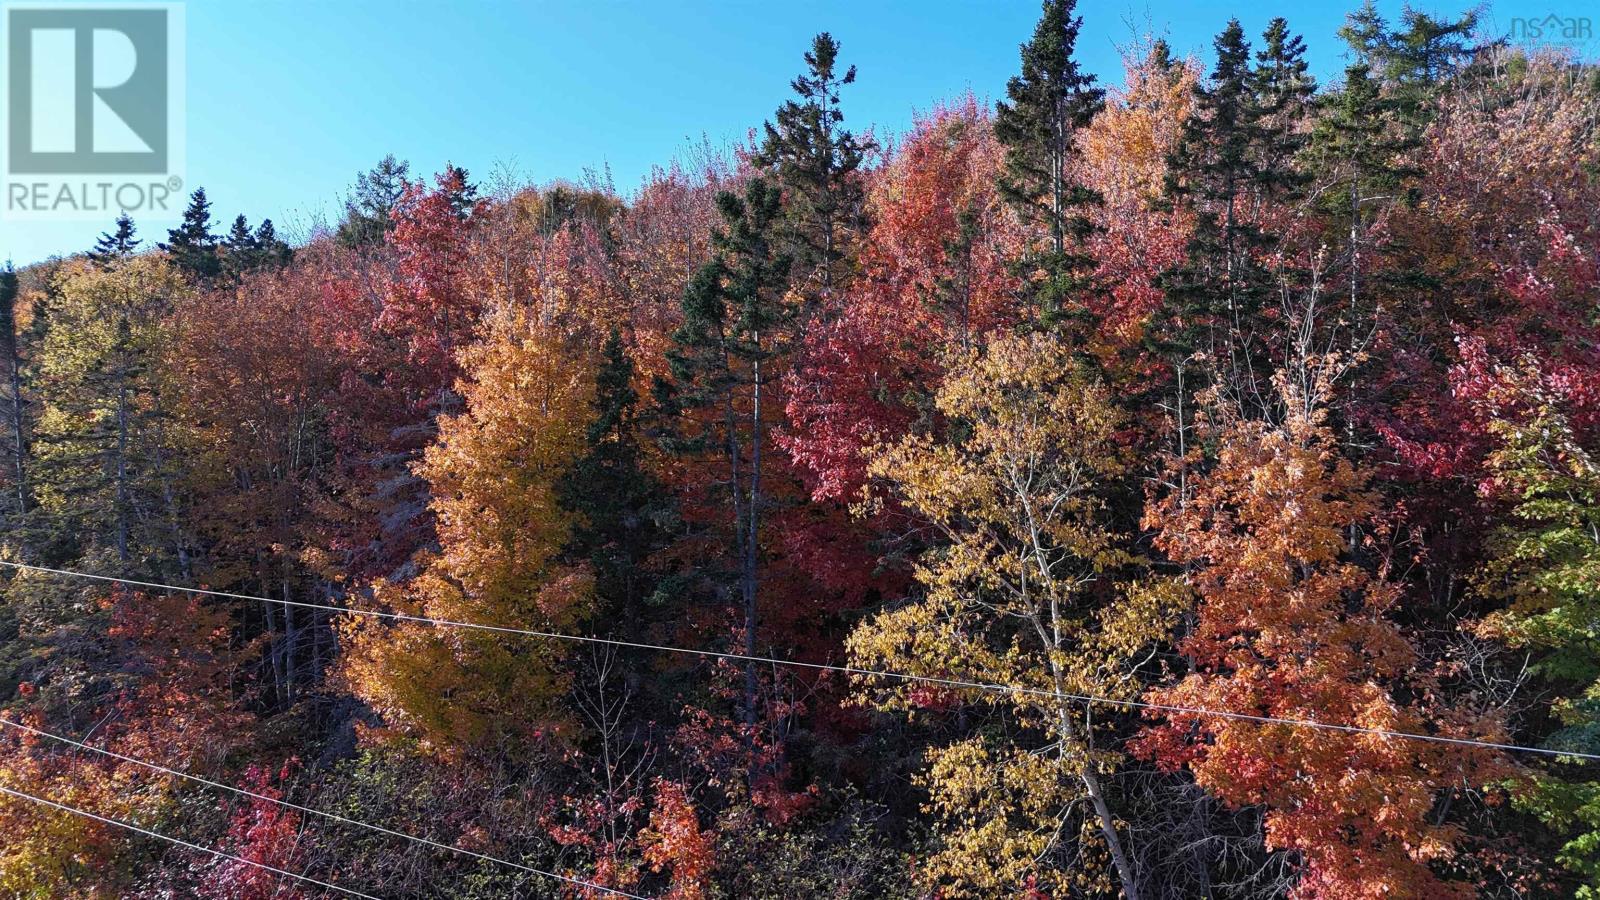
[0,783,380,900]
[2,559,1594,763]
[0,716,652,900]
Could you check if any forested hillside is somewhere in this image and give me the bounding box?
[2,2,1598,897]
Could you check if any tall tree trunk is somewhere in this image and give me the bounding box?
[0,285,26,521]
[151,409,191,581]
[263,594,285,707]
[742,353,763,730]
[114,380,130,564]
[1045,625,1141,900]
[282,576,297,704]
[718,357,753,729]
[1079,762,1141,900]
[1350,180,1361,311]
[1051,101,1065,257]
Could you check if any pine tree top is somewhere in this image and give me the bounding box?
[994,0,1105,275]
[163,188,218,251]
[90,213,141,264]
[752,32,874,289]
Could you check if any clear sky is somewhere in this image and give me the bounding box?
[2,0,1588,265]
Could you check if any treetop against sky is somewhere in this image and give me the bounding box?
[3,0,1591,265]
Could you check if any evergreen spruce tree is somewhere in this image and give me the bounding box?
[1390,8,1479,95]
[1339,0,1393,73]
[1338,3,1478,134]
[1252,18,1317,197]
[1160,21,1271,398]
[337,154,412,249]
[220,215,293,281]
[561,329,670,629]
[1309,61,1417,314]
[252,219,293,270]
[160,188,221,282]
[1148,36,1176,73]
[994,0,1105,323]
[0,264,26,522]
[223,214,259,267]
[89,214,140,266]
[441,163,479,220]
[753,32,874,299]
[656,177,794,731]
[1158,18,1322,420]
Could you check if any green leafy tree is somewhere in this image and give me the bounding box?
[1473,361,1600,894]
[31,256,193,574]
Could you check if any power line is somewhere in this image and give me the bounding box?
[2,559,1593,762]
[0,783,380,900]
[0,716,652,900]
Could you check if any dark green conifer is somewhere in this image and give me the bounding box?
[1390,7,1479,94]
[1338,3,1478,132]
[656,177,794,730]
[441,163,479,220]
[89,214,140,266]
[224,214,257,256]
[337,154,412,249]
[1158,20,1289,417]
[1162,21,1267,319]
[562,329,670,628]
[1253,18,1317,196]
[1308,61,1418,312]
[994,0,1105,323]
[160,188,221,281]
[253,219,293,269]
[753,33,874,298]
[221,214,293,281]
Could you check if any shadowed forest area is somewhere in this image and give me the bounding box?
[2,1,1599,897]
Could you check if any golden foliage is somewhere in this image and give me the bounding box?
[339,306,595,751]
[848,331,1183,895]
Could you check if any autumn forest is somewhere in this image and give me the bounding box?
[1,1,1598,897]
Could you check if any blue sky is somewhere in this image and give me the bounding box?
[2,0,1588,265]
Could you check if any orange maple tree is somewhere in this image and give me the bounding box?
[1134,385,1507,898]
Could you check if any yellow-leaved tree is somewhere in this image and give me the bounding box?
[847,331,1184,900]
[31,255,193,571]
[340,305,595,752]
